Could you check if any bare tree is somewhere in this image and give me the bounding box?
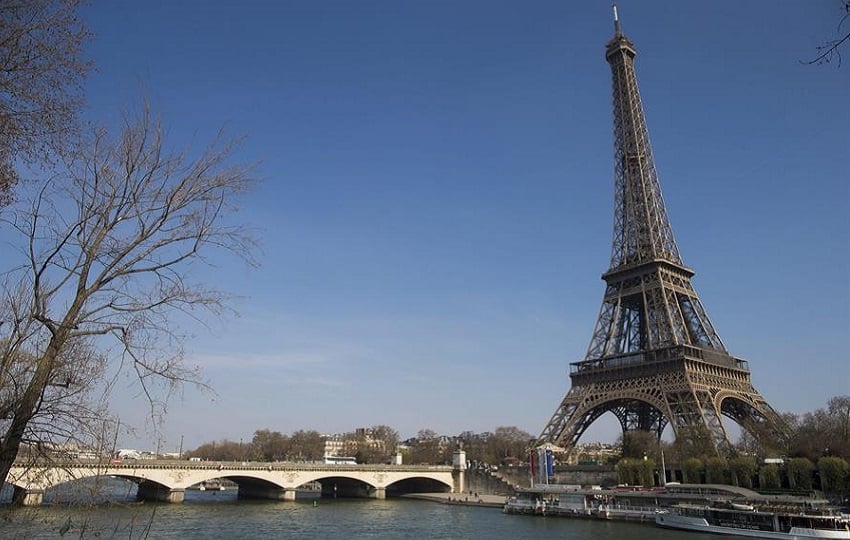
[347,425,399,464]
[789,396,850,459]
[0,105,255,486]
[369,424,399,458]
[618,430,661,460]
[489,426,532,463]
[0,0,91,205]
[250,429,290,462]
[408,429,442,464]
[287,430,325,461]
[186,439,243,462]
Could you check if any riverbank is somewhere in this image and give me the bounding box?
[401,492,505,509]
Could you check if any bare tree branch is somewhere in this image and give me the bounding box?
[0,103,256,486]
[0,0,91,205]
[802,1,850,66]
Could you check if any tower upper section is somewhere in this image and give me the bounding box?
[604,7,685,275]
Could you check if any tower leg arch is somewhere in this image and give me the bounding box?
[541,382,672,450]
[718,393,789,450]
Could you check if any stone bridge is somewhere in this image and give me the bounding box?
[7,460,463,506]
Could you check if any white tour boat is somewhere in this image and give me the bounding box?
[656,503,850,539]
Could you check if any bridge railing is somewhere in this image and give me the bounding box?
[11,460,453,472]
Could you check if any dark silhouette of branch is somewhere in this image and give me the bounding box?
[803,1,850,66]
[0,0,91,205]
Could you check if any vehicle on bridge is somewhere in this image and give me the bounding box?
[323,456,357,465]
[115,449,141,460]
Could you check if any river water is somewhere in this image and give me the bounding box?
[0,486,722,540]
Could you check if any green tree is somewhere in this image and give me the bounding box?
[787,457,815,490]
[729,456,757,488]
[817,456,849,493]
[616,458,640,485]
[759,464,781,489]
[637,457,656,487]
[705,457,728,484]
[682,457,703,484]
[616,457,655,487]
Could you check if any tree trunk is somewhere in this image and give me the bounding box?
[0,337,63,487]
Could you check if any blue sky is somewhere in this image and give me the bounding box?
[80,1,848,451]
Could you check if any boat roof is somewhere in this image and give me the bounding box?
[516,483,830,506]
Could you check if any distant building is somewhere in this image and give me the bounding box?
[322,428,390,460]
[323,434,347,458]
[563,442,621,465]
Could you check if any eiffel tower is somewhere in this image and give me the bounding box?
[538,8,786,456]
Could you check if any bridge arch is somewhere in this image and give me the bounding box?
[386,476,452,496]
[12,475,139,505]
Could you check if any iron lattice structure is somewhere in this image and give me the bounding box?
[539,14,786,455]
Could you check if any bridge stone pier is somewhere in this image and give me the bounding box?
[236,482,295,501]
[7,460,461,506]
[137,481,185,503]
[452,448,466,495]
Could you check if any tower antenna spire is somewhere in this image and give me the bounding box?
[613,3,622,36]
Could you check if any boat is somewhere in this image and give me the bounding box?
[504,483,742,522]
[189,479,235,491]
[655,502,850,539]
[505,483,850,533]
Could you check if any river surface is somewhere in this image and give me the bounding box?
[0,487,725,540]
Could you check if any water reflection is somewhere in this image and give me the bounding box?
[0,484,722,540]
